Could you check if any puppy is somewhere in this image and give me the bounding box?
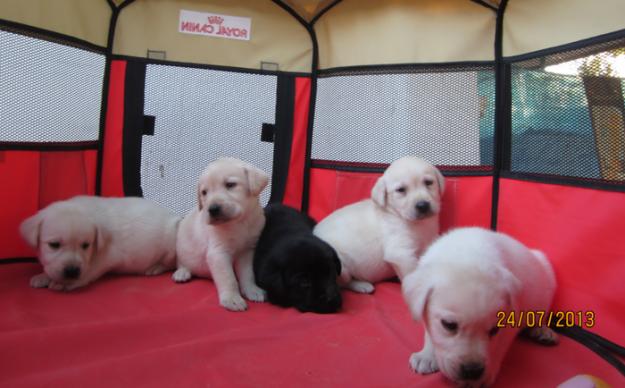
[20,196,179,291]
[253,204,342,314]
[402,227,558,387]
[174,157,269,312]
[313,156,444,293]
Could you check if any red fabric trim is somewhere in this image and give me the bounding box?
[282,77,311,210]
[497,178,625,342]
[308,168,492,232]
[439,176,492,232]
[0,264,622,386]
[312,159,493,173]
[0,150,97,259]
[39,152,89,208]
[100,60,126,197]
[0,152,40,258]
[84,150,98,196]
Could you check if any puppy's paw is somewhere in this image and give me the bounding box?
[242,284,267,303]
[30,273,51,288]
[172,267,192,283]
[524,326,559,346]
[409,351,439,374]
[348,280,375,294]
[48,281,68,291]
[220,293,248,312]
[145,263,167,276]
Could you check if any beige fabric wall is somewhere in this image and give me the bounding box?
[113,0,312,73]
[315,0,496,69]
[504,0,625,58]
[0,0,111,47]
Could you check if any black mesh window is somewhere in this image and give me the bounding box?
[142,65,277,215]
[312,65,496,168]
[510,38,625,183]
[0,29,105,143]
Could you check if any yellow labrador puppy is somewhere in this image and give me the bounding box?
[313,156,444,293]
[174,157,269,312]
[20,196,179,291]
[402,227,557,387]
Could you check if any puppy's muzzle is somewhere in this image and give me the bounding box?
[208,203,222,218]
[459,362,485,381]
[207,203,229,224]
[415,200,432,218]
[63,265,81,280]
[314,288,342,313]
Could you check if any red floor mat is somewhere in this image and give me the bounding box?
[0,263,622,387]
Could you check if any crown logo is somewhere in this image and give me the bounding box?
[207,16,224,25]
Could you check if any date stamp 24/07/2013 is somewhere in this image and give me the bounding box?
[496,310,595,329]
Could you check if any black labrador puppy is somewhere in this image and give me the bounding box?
[254,204,342,313]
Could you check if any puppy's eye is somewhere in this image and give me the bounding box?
[424,179,434,187]
[48,241,61,250]
[201,189,207,196]
[225,181,237,189]
[441,319,458,333]
[488,326,499,338]
[81,242,90,250]
[396,186,406,194]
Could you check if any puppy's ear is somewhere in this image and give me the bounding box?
[94,226,110,255]
[499,266,522,312]
[371,176,387,208]
[402,269,433,322]
[433,166,445,195]
[20,212,43,248]
[244,165,269,197]
[332,253,342,276]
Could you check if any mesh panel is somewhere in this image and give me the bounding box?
[142,65,277,215]
[0,29,105,142]
[312,66,496,167]
[510,38,625,182]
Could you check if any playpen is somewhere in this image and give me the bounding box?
[1,0,624,386]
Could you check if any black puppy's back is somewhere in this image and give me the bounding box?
[254,204,342,313]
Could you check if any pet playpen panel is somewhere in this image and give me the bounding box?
[497,179,625,330]
[141,64,277,213]
[0,0,110,47]
[0,30,105,143]
[509,36,625,183]
[0,23,104,260]
[312,67,495,166]
[315,0,495,70]
[113,0,312,73]
[504,0,625,58]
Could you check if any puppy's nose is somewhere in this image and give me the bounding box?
[321,290,342,309]
[460,362,485,381]
[208,204,222,217]
[415,200,431,214]
[63,265,81,280]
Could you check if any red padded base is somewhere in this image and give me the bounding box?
[0,264,622,387]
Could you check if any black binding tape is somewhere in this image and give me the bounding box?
[552,325,625,377]
[143,115,155,136]
[261,123,276,143]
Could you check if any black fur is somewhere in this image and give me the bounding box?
[254,204,342,313]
